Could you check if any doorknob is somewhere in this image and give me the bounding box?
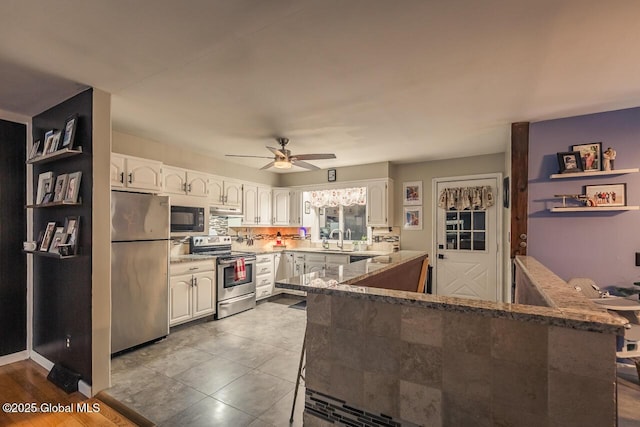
[519,233,527,240]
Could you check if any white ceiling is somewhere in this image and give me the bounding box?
[2,0,640,172]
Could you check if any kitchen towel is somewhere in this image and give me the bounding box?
[234,258,246,281]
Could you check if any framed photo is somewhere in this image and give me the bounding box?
[28,140,41,160]
[53,174,69,203]
[572,142,602,172]
[42,130,55,154]
[39,222,57,251]
[585,183,626,207]
[304,200,311,214]
[328,169,337,182]
[48,232,69,254]
[503,176,510,208]
[556,151,584,174]
[36,171,54,204]
[63,171,82,203]
[64,216,80,254]
[48,131,62,153]
[61,114,78,149]
[403,207,423,230]
[41,192,53,204]
[403,181,422,205]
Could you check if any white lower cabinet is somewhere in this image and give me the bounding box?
[170,261,215,326]
[255,253,275,301]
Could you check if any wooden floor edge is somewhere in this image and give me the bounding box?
[95,391,156,427]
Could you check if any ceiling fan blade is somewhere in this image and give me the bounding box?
[266,146,286,157]
[260,161,275,170]
[290,153,336,160]
[291,159,320,170]
[225,154,274,159]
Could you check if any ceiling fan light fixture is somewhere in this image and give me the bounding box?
[274,159,292,169]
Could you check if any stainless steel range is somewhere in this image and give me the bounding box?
[190,236,257,319]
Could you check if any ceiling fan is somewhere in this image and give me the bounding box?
[225,137,336,170]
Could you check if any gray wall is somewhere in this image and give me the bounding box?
[278,162,390,187]
[391,153,505,251]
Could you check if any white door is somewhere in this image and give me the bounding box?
[434,176,501,302]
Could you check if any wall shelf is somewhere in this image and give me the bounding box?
[550,206,639,212]
[27,147,83,165]
[26,201,82,209]
[23,250,78,259]
[550,168,639,179]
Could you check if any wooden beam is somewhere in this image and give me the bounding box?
[510,122,529,258]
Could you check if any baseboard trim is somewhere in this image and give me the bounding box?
[29,351,54,371]
[0,350,29,366]
[78,380,92,398]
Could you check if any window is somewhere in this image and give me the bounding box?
[318,205,368,242]
[445,210,486,251]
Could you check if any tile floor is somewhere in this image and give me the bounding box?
[107,296,307,426]
[107,294,640,427]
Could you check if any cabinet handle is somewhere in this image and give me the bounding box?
[224,196,228,203]
[188,267,198,271]
[119,172,124,183]
[128,173,133,184]
[194,277,198,286]
[188,183,192,192]
[190,276,195,287]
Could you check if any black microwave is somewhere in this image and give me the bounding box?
[170,205,205,233]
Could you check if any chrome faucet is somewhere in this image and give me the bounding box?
[329,229,344,250]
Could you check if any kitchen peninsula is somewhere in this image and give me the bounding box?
[275,253,626,427]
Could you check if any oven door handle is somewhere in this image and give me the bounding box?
[219,258,256,266]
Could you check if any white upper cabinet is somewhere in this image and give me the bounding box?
[111,153,163,193]
[289,190,302,227]
[243,184,272,225]
[272,188,290,225]
[163,166,208,197]
[367,179,393,227]
[209,176,243,209]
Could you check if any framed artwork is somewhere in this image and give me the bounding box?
[304,201,311,214]
[53,174,69,203]
[403,181,422,205]
[328,169,337,182]
[42,130,55,154]
[28,140,41,160]
[585,183,626,207]
[61,114,78,149]
[64,171,82,203]
[36,171,54,204]
[39,222,57,251]
[48,130,62,153]
[572,142,602,172]
[64,216,80,255]
[503,176,510,208]
[556,151,584,174]
[48,232,68,254]
[403,207,423,230]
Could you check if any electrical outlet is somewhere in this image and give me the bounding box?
[66,335,71,349]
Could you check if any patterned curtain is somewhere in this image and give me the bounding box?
[438,186,495,210]
[309,187,367,208]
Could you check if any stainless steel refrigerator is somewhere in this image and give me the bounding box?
[111,191,170,354]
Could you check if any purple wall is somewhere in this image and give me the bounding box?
[529,107,640,288]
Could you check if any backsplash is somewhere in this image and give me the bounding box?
[209,215,229,236]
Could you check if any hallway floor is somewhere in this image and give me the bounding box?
[106,296,307,426]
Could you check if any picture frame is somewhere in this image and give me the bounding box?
[28,140,41,160]
[39,222,57,251]
[63,171,82,203]
[48,130,62,153]
[304,200,311,214]
[585,183,626,207]
[36,171,54,204]
[53,174,69,203]
[64,216,80,255]
[403,207,423,230]
[328,169,337,182]
[556,151,584,174]
[48,232,69,254]
[572,142,602,172]
[403,181,422,205]
[61,114,78,149]
[503,176,510,208]
[41,192,53,204]
[42,130,55,154]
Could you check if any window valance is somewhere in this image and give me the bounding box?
[309,187,367,208]
[438,186,494,210]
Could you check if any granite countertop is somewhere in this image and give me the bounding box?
[235,247,391,256]
[276,250,626,335]
[170,254,217,263]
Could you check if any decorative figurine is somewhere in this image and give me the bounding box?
[603,147,616,171]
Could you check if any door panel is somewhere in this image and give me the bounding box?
[435,177,500,302]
